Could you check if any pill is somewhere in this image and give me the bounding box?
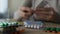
[34,25,37,29]
[25,25,28,27]
[28,25,30,28]
[37,25,40,29]
[31,25,34,28]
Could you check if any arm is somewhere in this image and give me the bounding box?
[14,0,32,21]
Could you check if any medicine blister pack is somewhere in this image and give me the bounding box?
[24,21,43,29]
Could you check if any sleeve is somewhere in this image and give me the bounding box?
[23,0,32,8]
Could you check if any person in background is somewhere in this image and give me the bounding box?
[14,0,60,22]
[14,6,33,21]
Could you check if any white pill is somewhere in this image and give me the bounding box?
[8,23,11,26]
[25,25,28,27]
[11,23,15,26]
[34,25,36,29]
[28,25,30,28]
[37,25,40,29]
[31,25,34,28]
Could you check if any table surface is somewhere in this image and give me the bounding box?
[19,22,60,34]
[0,19,60,34]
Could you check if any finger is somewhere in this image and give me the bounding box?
[20,7,26,11]
[26,8,32,12]
[19,11,25,17]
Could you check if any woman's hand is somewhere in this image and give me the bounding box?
[20,7,33,19]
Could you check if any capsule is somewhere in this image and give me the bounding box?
[50,28,56,33]
[44,27,51,32]
[37,25,40,29]
[31,25,34,28]
[28,25,31,28]
[34,25,37,29]
[56,28,60,32]
[25,25,28,27]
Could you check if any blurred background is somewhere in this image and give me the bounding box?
[0,0,25,19]
[0,0,60,19]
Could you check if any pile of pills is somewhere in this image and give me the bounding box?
[44,27,60,33]
[0,22,18,27]
[24,25,42,29]
[24,21,43,29]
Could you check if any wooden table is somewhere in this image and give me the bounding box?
[19,22,60,34]
[0,19,59,34]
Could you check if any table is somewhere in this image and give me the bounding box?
[0,19,60,34]
[19,22,60,34]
